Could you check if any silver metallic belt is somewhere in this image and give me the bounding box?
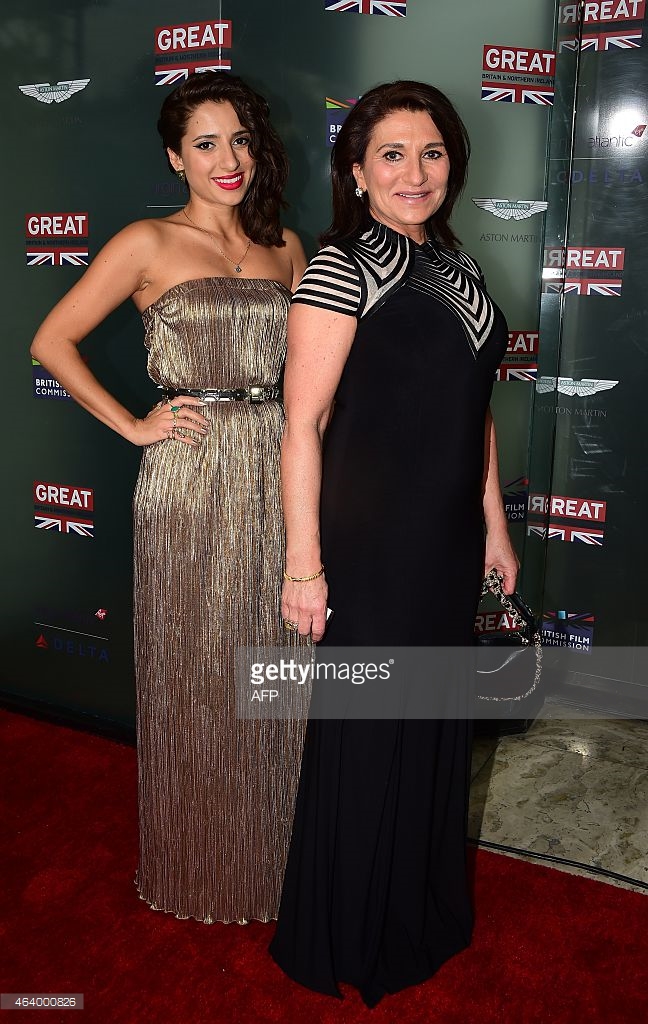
[160,385,282,404]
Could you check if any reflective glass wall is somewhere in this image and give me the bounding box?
[526,1,648,716]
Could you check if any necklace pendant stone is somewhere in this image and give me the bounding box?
[235,265,242,273]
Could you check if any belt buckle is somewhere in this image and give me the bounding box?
[249,386,264,403]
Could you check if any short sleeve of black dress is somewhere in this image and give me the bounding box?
[291,246,363,317]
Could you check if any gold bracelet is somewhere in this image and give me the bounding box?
[283,564,325,582]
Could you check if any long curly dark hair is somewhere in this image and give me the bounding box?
[322,80,470,249]
[158,72,287,248]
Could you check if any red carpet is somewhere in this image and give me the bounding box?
[1,708,646,1023]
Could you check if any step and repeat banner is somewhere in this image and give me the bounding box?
[4,0,556,725]
[528,1,648,710]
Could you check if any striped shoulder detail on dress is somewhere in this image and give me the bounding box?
[339,220,414,319]
[408,243,496,358]
[291,247,362,317]
[292,220,416,320]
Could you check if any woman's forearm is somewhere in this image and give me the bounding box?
[281,418,327,576]
[482,407,508,537]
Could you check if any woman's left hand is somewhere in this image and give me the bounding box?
[484,529,520,595]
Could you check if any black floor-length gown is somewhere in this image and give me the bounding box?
[270,220,508,1006]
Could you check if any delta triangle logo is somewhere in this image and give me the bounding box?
[36,634,49,649]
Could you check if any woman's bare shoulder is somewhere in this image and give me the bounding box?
[282,226,304,252]
[281,227,308,290]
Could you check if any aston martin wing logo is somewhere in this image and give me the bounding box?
[472,198,548,220]
[19,79,90,104]
[536,376,619,396]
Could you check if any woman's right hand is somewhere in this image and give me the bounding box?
[282,575,328,642]
[129,397,210,447]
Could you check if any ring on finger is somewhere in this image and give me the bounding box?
[283,619,299,631]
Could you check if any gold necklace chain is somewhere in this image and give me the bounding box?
[181,207,252,273]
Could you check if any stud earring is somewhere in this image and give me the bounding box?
[176,169,186,183]
[355,185,364,198]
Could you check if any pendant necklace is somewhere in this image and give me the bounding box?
[182,207,251,273]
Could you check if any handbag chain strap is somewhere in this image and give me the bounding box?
[481,569,528,632]
[477,569,543,703]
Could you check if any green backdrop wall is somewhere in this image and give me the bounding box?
[3,0,556,726]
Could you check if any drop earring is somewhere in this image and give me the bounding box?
[355,185,364,198]
[176,169,186,183]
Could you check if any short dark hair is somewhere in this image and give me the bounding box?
[158,71,288,248]
[322,80,470,248]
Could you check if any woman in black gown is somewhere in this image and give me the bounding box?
[270,81,518,1007]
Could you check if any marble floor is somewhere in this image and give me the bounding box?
[469,702,648,894]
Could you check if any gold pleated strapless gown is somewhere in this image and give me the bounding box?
[133,276,305,924]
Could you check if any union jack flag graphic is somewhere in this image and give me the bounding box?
[154,62,231,87]
[26,249,89,267]
[481,82,554,105]
[35,513,94,538]
[581,29,643,50]
[559,30,643,52]
[549,524,604,544]
[528,523,604,545]
[584,279,623,296]
[324,1,407,14]
[543,278,623,297]
[495,365,538,382]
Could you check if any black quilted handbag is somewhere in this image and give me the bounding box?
[475,569,543,702]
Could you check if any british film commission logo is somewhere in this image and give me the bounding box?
[35,605,110,664]
[481,45,556,105]
[536,376,619,396]
[496,330,539,382]
[527,492,607,546]
[503,476,529,522]
[542,610,595,651]
[324,1,407,15]
[559,1,645,52]
[154,20,232,86]
[18,79,89,104]
[33,481,95,539]
[325,97,357,147]
[25,212,89,268]
[543,245,625,297]
[31,358,72,401]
